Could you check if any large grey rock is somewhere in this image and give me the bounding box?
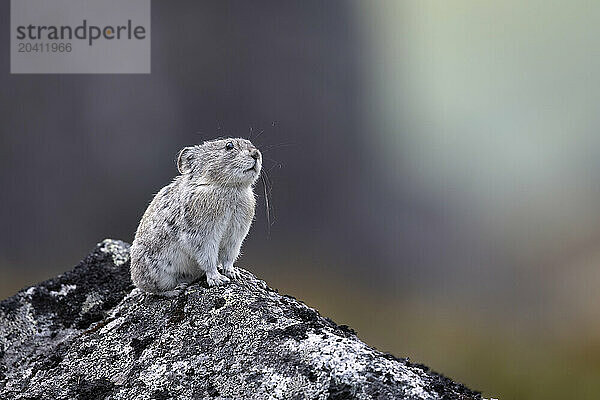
[0,239,481,399]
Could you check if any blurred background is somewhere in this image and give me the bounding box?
[2,1,600,398]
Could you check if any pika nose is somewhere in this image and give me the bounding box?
[250,149,260,160]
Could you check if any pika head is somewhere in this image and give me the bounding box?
[177,138,262,186]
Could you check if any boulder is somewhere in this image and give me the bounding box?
[0,239,481,399]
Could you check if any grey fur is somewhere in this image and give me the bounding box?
[130,138,262,294]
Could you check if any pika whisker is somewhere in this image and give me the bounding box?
[260,170,272,235]
[261,142,297,151]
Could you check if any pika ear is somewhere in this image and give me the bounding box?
[177,147,195,174]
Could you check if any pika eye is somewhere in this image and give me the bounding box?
[225,142,234,150]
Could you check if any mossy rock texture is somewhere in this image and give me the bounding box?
[0,239,481,400]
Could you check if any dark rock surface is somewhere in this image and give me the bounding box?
[0,239,482,399]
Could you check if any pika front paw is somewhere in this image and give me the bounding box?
[206,272,231,287]
[222,265,242,280]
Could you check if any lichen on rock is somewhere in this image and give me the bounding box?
[0,239,481,399]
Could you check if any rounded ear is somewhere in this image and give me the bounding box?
[177,147,195,174]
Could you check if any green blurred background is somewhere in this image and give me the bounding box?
[2,1,600,399]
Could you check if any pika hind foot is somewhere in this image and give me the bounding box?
[206,271,230,287]
[222,265,242,280]
[156,282,189,297]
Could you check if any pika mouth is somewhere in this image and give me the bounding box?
[244,162,257,173]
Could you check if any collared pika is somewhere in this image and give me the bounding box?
[130,138,262,295]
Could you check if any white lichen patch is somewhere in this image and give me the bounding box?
[296,332,436,400]
[50,284,77,297]
[99,316,125,335]
[258,368,298,399]
[110,370,130,386]
[171,360,190,373]
[99,239,130,267]
[81,292,104,314]
[139,363,168,388]
[300,333,366,379]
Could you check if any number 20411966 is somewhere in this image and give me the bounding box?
[18,42,72,52]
